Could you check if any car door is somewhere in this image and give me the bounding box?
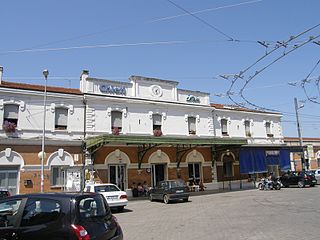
[17,197,70,240]
[153,181,165,200]
[0,197,24,240]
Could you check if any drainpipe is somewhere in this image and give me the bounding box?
[81,95,87,192]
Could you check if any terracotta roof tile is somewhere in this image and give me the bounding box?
[210,103,280,114]
[0,81,82,95]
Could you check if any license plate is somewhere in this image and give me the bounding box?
[312,180,316,182]
[176,190,183,193]
[107,196,118,200]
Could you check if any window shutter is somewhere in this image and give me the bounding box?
[55,108,68,126]
[4,104,19,119]
[188,117,196,131]
[112,111,122,127]
[153,114,162,125]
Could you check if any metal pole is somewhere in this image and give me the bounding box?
[294,97,305,171]
[41,70,48,192]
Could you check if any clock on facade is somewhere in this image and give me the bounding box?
[150,85,163,97]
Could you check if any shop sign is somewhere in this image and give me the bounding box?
[186,95,200,103]
[307,145,314,159]
[100,85,126,95]
[265,150,280,156]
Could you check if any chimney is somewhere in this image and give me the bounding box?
[0,66,3,84]
[80,70,89,92]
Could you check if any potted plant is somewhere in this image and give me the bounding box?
[153,129,162,137]
[3,120,16,133]
[189,130,196,135]
[112,127,120,135]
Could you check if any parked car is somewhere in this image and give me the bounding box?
[313,169,320,183]
[0,189,10,199]
[0,192,123,240]
[149,179,189,204]
[85,183,128,212]
[280,171,317,188]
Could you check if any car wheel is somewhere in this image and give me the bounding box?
[275,184,281,190]
[117,206,124,212]
[163,194,170,204]
[149,194,154,202]
[298,181,305,188]
[183,197,189,202]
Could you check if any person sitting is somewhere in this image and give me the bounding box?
[143,181,149,196]
[131,182,138,197]
[137,183,144,197]
[188,179,195,192]
[199,180,206,191]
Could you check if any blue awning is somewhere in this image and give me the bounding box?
[240,148,267,174]
[240,148,291,174]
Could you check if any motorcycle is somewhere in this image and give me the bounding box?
[258,177,281,190]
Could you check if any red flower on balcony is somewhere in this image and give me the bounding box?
[153,129,162,137]
[112,127,120,135]
[3,121,16,133]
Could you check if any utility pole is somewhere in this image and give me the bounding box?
[294,97,305,171]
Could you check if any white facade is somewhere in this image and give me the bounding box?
[0,70,284,142]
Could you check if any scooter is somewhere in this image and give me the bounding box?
[258,177,281,190]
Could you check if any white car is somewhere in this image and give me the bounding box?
[85,183,128,211]
[313,169,320,183]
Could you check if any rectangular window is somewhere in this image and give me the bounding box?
[55,108,68,130]
[4,104,19,125]
[153,114,162,131]
[221,119,228,136]
[0,199,22,228]
[245,120,251,137]
[111,111,122,132]
[266,122,273,137]
[188,117,196,135]
[78,195,110,219]
[51,167,65,186]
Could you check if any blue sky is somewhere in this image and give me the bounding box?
[0,0,319,137]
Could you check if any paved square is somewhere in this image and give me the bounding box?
[114,187,320,240]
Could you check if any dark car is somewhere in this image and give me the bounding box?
[149,179,189,204]
[0,192,123,240]
[0,189,10,199]
[280,171,317,188]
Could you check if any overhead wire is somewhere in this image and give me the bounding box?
[239,34,320,111]
[166,0,234,41]
[300,59,320,104]
[0,0,263,56]
[223,23,320,109]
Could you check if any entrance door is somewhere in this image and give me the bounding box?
[0,168,19,195]
[151,164,165,187]
[109,165,126,190]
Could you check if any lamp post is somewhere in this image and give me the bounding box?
[40,69,49,192]
[294,97,305,171]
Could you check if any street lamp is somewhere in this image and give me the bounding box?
[40,69,49,192]
[294,97,305,171]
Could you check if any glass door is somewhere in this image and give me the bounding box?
[109,165,126,190]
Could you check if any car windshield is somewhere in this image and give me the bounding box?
[77,195,109,219]
[94,185,120,193]
[170,180,186,188]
